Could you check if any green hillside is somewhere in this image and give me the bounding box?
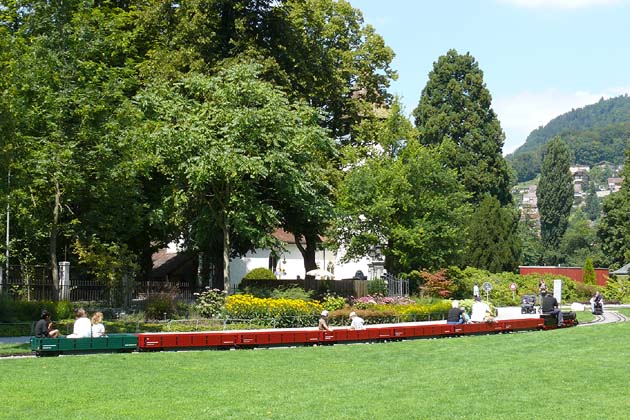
[507,94,630,182]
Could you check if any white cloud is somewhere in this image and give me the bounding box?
[494,87,630,155]
[499,0,623,9]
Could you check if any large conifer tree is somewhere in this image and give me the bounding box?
[412,49,512,206]
[537,137,574,263]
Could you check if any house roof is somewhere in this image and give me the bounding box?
[272,229,298,244]
[611,263,630,275]
[272,229,324,244]
[151,248,193,278]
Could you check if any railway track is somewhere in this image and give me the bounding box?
[578,310,628,326]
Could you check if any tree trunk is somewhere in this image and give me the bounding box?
[295,232,319,278]
[50,179,61,301]
[222,224,230,292]
[196,251,204,289]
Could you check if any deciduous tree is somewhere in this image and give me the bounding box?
[332,137,470,273]
[138,63,333,289]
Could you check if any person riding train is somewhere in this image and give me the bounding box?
[541,292,563,327]
[446,300,469,325]
[470,296,494,323]
[591,291,603,315]
[34,310,60,338]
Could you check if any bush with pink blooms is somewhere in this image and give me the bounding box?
[351,294,415,309]
[334,295,451,323]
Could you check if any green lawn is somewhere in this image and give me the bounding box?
[0,343,30,355]
[1,322,629,419]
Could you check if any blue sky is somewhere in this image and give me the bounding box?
[350,0,630,154]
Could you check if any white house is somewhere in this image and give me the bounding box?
[228,229,371,290]
[152,230,375,291]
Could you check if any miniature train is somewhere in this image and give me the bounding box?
[30,313,578,356]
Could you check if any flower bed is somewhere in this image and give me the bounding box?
[327,297,451,325]
[225,294,323,328]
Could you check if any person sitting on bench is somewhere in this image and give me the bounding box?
[541,292,563,327]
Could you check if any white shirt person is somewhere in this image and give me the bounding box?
[470,297,493,323]
[349,312,366,330]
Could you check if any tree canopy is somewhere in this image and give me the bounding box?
[332,133,471,273]
[463,195,521,273]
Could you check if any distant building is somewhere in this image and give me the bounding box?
[596,190,611,199]
[520,185,540,228]
[608,177,623,193]
[570,165,589,206]
[522,185,537,207]
[152,229,373,292]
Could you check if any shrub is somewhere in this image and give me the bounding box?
[194,288,227,318]
[0,323,33,337]
[144,293,177,320]
[396,300,452,322]
[342,297,449,323]
[367,279,388,295]
[418,269,454,298]
[243,267,276,280]
[351,295,415,310]
[238,284,272,298]
[573,282,600,303]
[583,257,596,285]
[55,300,73,320]
[270,286,313,301]
[604,276,630,303]
[329,308,399,326]
[321,293,346,311]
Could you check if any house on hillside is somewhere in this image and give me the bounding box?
[570,165,589,206]
[519,185,540,228]
[608,177,623,193]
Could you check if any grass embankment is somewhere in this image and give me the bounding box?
[1,321,629,419]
